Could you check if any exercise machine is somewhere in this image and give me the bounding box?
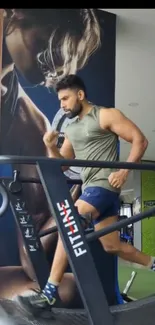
[0,156,155,325]
[121,270,137,302]
[0,170,123,306]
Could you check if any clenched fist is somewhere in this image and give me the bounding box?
[43,130,59,149]
[108,170,128,188]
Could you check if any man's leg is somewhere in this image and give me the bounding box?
[39,218,93,305]
[48,235,68,284]
[16,229,81,309]
[41,234,68,305]
[75,187,155,269]
[95,216,153,267]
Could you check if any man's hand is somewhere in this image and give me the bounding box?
[43,131,59,149]
[108,170,129,188]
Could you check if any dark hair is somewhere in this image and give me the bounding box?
[55,74,87,97]
[4,9,101,87]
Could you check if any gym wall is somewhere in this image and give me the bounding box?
[0,9,116,299]
[133,165,155,256]
[141,168,155,256]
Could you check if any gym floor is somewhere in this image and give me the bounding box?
[0,261,153,302]
[118,259,155,299]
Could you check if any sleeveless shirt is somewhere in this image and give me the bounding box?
[65,105,120,193]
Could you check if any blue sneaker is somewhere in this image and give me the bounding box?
[151,259,155,271]
[16,288,59,318]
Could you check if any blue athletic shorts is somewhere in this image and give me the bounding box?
[79,186,120,225]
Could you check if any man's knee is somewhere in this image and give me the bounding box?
[75,200,99,218]
[75,200,89,215]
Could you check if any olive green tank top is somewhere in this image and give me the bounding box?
[65,105,120,193]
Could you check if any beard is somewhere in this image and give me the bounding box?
[65,102,83,119]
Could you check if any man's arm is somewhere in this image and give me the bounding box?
[43,132,75,171]
[100,108,148,187]
[100,108,148,165]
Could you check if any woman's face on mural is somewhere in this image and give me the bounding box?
[4,9,101,85]
[5,24,50,84]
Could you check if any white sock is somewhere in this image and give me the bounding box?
[48,279,60,286]
[147,256,154,268]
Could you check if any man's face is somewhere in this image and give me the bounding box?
[5,25,50,84]
[58,88,84,119]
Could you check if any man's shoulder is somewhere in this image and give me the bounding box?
[99,107,119,117]
[98,107,119,129]
[99,106,115,112]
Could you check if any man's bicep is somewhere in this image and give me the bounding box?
[107,109,146,143]
[60,136,75,159]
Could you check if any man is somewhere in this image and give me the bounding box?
[18,74,154,310]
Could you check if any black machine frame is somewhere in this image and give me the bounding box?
[37,160,114,325]
[3,177,50,289]
[1,156,155,325]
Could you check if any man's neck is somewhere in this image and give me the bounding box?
[78,102,93,120]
